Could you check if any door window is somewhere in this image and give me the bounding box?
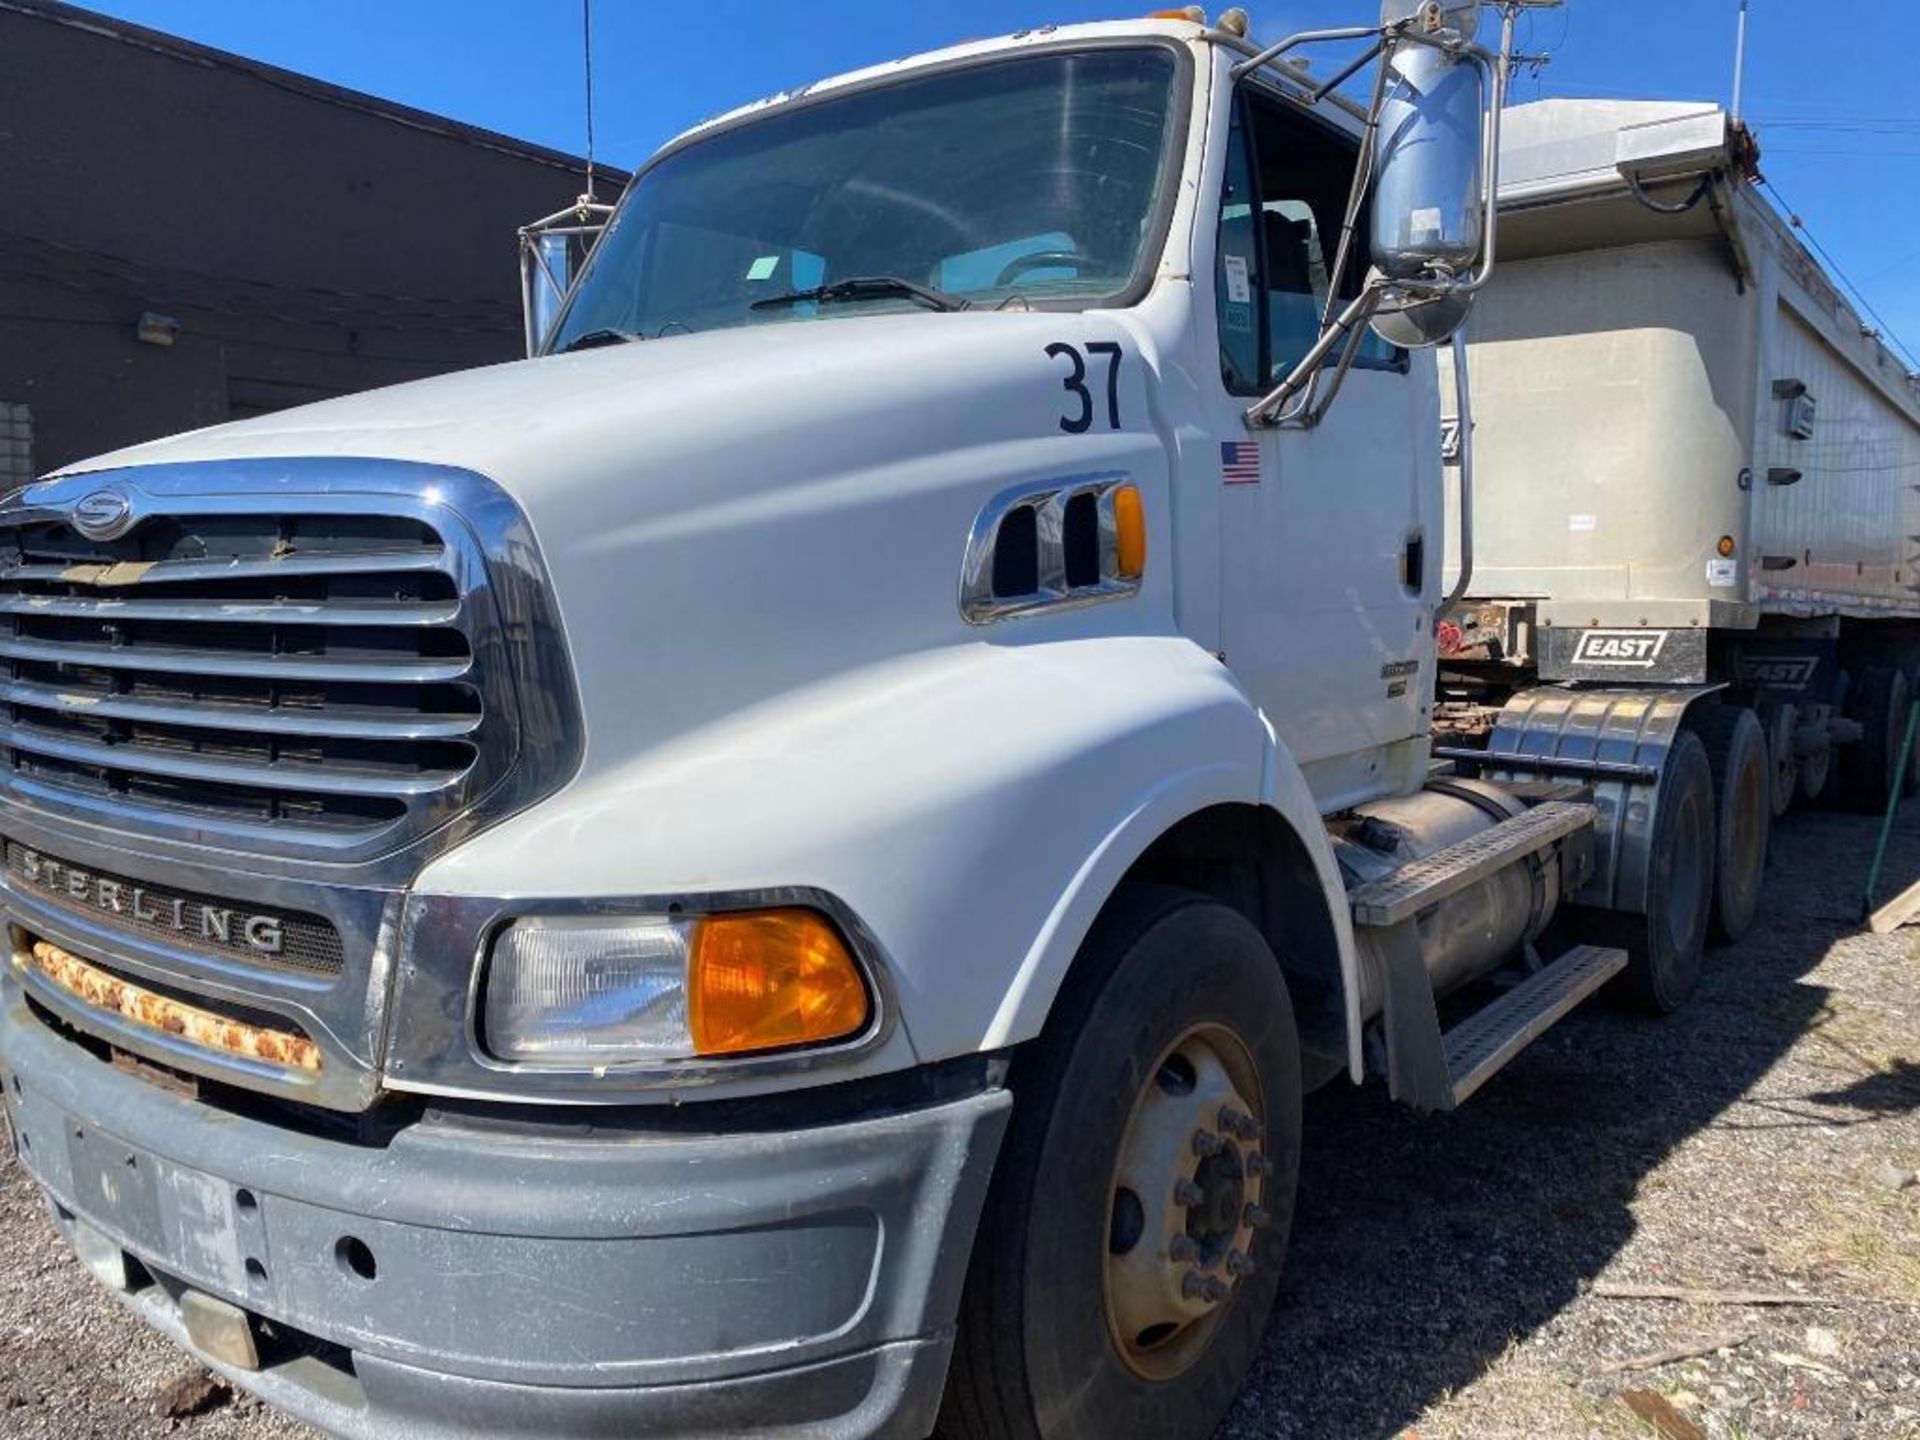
[1214,89,1404,396]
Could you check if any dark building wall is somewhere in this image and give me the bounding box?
[0,0,618,478]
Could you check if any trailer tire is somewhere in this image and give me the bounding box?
[1579,730,1714,1013]
[1692,705,1769,945]
[1841,666,1909,813]
[1763,703,1799,818]
[938,886,1302,1440]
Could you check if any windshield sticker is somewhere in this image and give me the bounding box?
[745,255,780,281]
[1223,254,1252,305]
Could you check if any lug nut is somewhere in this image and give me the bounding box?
[1244,1203,1273,1229]
[1226,1249,1256,1278]
[1202,1275,1231,1303]
[1174,1178,1205,1207]
[1191,1129,1224,1158]
[1168,1234,1199,1263]
[1181,1271,1211,1301]
[1245,1152,1275,1178]
[1218,1106,1257,1139]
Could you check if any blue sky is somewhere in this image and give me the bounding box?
[78,0,1920,365]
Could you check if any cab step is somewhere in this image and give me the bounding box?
[1442,945,1627,1106]
[1348,798,1606,1112]
[1349,800,1596,926]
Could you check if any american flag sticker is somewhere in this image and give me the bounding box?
[1220,440,1261,486]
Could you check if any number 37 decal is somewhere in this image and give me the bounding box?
[1045,341,1123,434]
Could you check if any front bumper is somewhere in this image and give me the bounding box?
[0,987,1010,1440]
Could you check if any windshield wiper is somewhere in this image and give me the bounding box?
[749,275,971,313]
[556,327,647,354]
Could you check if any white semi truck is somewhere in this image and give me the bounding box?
[2,7,1743,1439]
[1434,98,1920,944]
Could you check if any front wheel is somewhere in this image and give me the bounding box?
[938,887,1302,1440]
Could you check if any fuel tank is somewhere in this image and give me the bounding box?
[1331,778,1570,1019]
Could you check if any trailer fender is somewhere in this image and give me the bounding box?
[1488,685,1723,913]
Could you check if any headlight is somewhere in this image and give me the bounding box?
[481,908,870,1067]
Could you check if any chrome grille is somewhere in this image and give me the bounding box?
[0,507,489,850]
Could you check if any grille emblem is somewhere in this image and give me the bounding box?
[71,489,135,540]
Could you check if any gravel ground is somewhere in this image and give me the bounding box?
[1,806,1916,1439]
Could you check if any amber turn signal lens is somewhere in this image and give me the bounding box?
[689,910,869,1057]
[1114,484,1148,579]
[1717,535,1737,557]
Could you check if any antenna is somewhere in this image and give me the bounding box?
[581,0,599,202]
[1731,0,1750,124]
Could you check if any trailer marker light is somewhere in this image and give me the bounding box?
[1717,535,1737,557]
[1114,484,1148,578]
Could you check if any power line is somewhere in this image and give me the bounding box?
[1756,176,1920,375]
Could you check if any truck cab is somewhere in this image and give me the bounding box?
[1,10,1695,1440]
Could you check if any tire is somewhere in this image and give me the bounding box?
[938,886,1303,1440]
[1797,730,1832,805]
[1841,666,1910,813]
[1763,702,1799,819]
[1692,705,1770,945]
[1577,730,1715,1013]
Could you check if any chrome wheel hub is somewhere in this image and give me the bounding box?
[1103,1025,1269,1380]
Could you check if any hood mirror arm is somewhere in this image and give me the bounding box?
[518,195,617,357]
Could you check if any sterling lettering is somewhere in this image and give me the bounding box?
[12,848,286,956]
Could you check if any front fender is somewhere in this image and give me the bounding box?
[413,635,1361,1096]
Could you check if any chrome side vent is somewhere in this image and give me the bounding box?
[960,472,1143,624]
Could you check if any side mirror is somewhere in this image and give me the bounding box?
[518,197,615,356]
[1368,1,1488,348]
[1238,0,1553,427]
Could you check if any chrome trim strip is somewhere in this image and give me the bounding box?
[0,679,482,740]
[0,721,468,798]
[0,594,461,627]
[0,634,473,684]
[0,546,450,588]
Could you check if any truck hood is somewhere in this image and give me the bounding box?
[57,309,1177,790]
[60,311,1128,495]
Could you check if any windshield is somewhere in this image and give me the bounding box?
[547,46,1182,351]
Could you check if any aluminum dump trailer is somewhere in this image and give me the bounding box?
[1440,98,1920,817]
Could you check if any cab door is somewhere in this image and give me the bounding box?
[1201,84,1437,810]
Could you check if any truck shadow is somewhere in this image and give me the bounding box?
[1219,805,1917,1440]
